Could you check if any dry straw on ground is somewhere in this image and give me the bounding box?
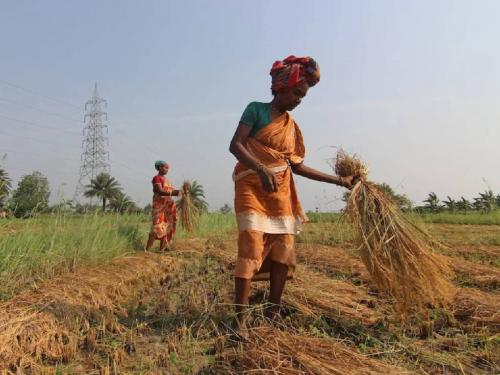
[335,149,455,314]
[452,288,500,331]
[284,266,382,326]
[0,254,177,372]
[445,255,500,290]
[296,243,371,283]
[217,325,410,374]
[178,180,198,232]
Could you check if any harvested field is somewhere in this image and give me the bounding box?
[446,256,500,290]
[216,324,411,374]
[297,241,500,297]
[441,244,500,268]
[452,288,500,331]
[284,266,382,326]
[429,224,500,247]
[1,215,499,374]
[0,253,178,373]
[296,243,370,283]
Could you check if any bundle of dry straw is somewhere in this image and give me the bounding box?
[335,149,454,314]
[178,180,198,232]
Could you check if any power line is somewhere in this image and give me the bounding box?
[7,165,148,190]
[0,130,78,147]
[1,148,81,162]
[0,97,82,125]
[9,167,79,178]
[0,113,79,133]
[0,78,84,110]
[4,154,149,187]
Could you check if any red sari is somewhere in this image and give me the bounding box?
[150,175,177,242]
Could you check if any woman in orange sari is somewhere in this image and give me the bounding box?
[146,160,180,252]
[229,56,354,325]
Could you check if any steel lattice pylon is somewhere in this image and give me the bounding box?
[74,83,110,201]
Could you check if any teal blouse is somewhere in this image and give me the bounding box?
[239,101,272,137]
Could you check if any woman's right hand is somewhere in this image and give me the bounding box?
[257,167,278,192]
[172,189,181,197]
[339,175,355,190]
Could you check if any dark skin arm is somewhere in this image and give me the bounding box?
[292,163,353,188]
[229,123,279,192]
[153,184,180,197]
[230,122,353,190]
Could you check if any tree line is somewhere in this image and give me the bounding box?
[0,169,208,218]
[417,190,500,213]
[344,183,499,214]
[3,167,497,217]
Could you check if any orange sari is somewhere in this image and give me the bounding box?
[150,175,177,242]
[233,112,307,280]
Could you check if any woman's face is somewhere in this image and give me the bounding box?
[275,82,309,111]
[159,164,169,175]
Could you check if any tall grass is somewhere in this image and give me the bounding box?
[0,212,236,299]
[175,212,235,239]
[0,214,142,298]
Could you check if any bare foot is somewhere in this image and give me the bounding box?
[237,323,250,341]
[159,243,172,253]
[234,318,250,342]
[265,304,281,320]
[232,310,250,342]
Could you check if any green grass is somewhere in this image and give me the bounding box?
[411,210,500,225]
[308,210,500,225]
[0,212,236,299]
[0,214,142,299]
[174,212,235,239]
[297,221,355,246]
[305,212,343,223]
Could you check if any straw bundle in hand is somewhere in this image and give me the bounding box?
[178,181,198,232]
[335,149,454,314]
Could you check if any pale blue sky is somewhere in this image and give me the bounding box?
[1,1,499,210]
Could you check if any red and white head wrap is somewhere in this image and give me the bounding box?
[270,55,320,93]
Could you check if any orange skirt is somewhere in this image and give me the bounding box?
[234,230,295,280]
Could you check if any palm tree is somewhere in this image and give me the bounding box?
[456,197,472,214]
[474,190,496,213]
[0,168,12,207]
[473,197,484,211]
[442,196,456,212]
[84,172,121,212]
[180,180,208,213]
[219,203,232,214]
[109,191,136,214]
[423,192,441,213]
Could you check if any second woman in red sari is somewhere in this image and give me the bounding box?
[145,160,180,252]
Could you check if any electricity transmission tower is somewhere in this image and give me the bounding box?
[74,83,110,201]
